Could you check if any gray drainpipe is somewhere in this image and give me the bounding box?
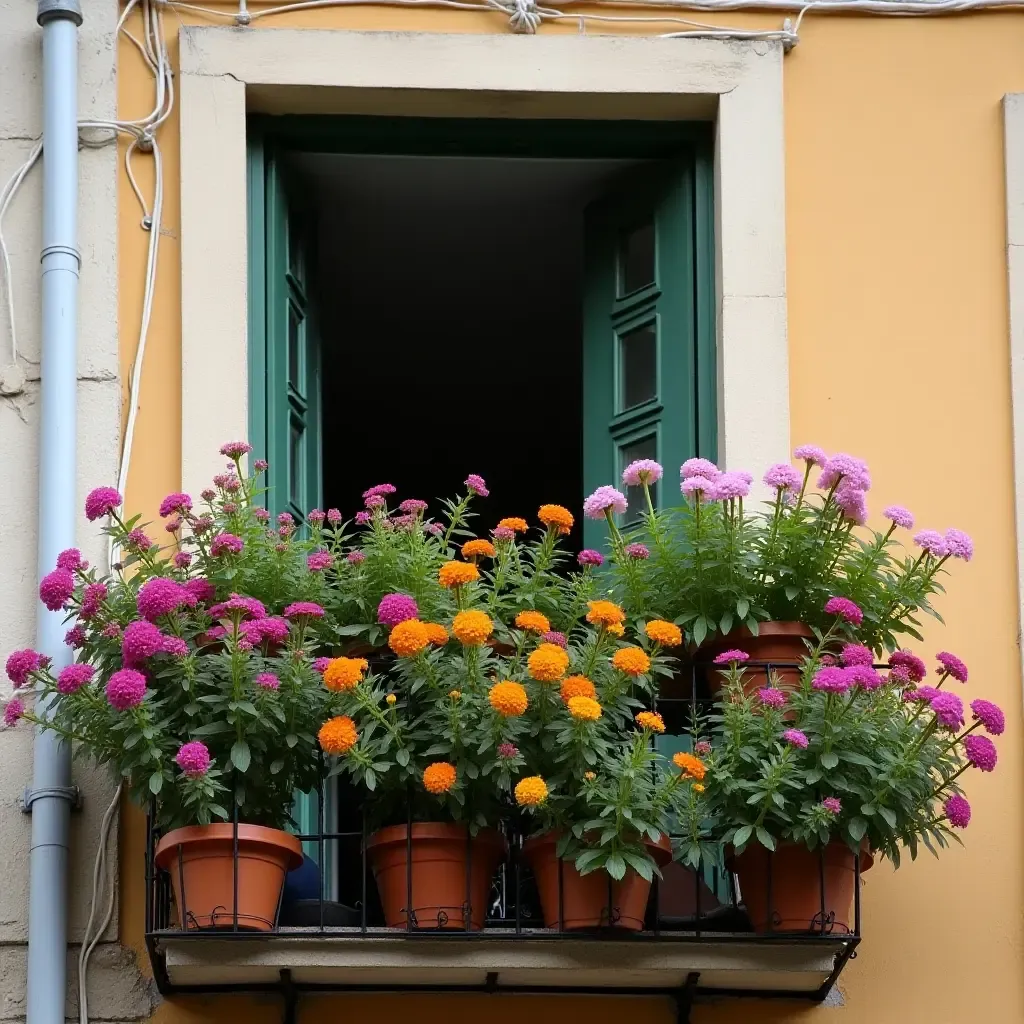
[26,3,83,1024]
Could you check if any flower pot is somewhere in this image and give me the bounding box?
[522,831,672,931]
[366,822,506,930]
[701,621,814,696]
[154,823,303,931]
[731,841,873,934]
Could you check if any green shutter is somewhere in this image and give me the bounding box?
[582,154,716,551]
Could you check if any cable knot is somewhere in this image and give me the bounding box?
[507,0,541,34]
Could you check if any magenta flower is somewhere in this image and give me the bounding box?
[173,552,192,569]
[681,475,716,498]
[782,728,809,749]
[80,582,107,619]
[824,596,863,626]
[312,657,331,674]
[210,533,244,557]
[945,528,974,562]
[124,528,153,553]
[254,459,269,472]
[277,512,295,528]
[64,625,87,649]
[363,484,397,500]
[219,441,253,459]
[4,699,25,727]
[354,511,372,526]
[622,459,664,487]
[182,578,215,605]
[936,651,968,683]
[307,509,326,524]
[817,454,870,492]
[241,617,289,647]
[710,471,751,501]
[930,691,965,729]
[905,685,940,704]
[307,551,333,572]
[158,492,193,518]
[971,698,1005,736]
[176,740,211,777]
[624,542,650,560]
[364,495,385,510]
[964,734,998,772]
[821,797,842,815]
[540,631,567,648]
[347,551,366,564]
[101,623,121,639]
[889,650,927,683]
[209,594,267,620]
[493,526,515,542]
[56,663,94,694]
[399,499,428,514]
[680,457,720,480]
[254,508,271,523]
[222,477,241,494]
[757,687,786,709]
[161,637,189,657]
[713,649,749,665]
[577,549,604,568]
[193,516,214,535]
[813,666,851,694]
[391,514,416,531]
[426,522,444,537]
[883,505,915,530]
[377,594,419,627]
[840,644,873,667]
[944,794,971,829]
[56,548,85,572]
[106,669,147,711]
[39,568,75,612]
[284,601,325,620]
[6,649,43,688]
[835,484,868,525]
[465,474,489,497]
[122,620,164,662]
[793,445,827,467]
[913,530,949,558]
[255,672,280,691]
[497,742,519,759]
[583,485,628,519]
[200,488,216,502]
[763,463,802,491]
[85,486,123,522]
[327,508,342,523]
[137,578,193,622]
[695,739,713,756]
[847,664,883,690]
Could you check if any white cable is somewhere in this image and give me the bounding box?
[0,144,43,366]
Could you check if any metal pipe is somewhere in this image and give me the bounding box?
[27,3,83,1024]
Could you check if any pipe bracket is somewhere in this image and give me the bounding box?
[37,0,83,26]
[20,785,82,813]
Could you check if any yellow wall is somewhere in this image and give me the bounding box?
[118,7,1024,1021]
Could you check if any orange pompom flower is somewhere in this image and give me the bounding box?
[462,538,496,560]
[497,517,528,533]
[586,600,626,628]
[607,622,625,637]
[584,771,596,782]
[567,695,603,722]
[439,561,480,588]
[423,761,457,794]
[318,716,358,755]
[489,680,529,717]
[635,711,666,733]
[452,609,493,646]
[424,622,449,646]
[560,675,597,703]
[673,751,707,781]
[612,646,651,676]
[538,504,574,535]
[528,643,570,682]
[515,610,551,634]
[322,657,368,692]
[644,620,683,647]
[515,776,548,807]
[388,618,430,657]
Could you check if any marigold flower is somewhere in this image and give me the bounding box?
[635,711,666,733]
[388,619,430,657]
[452,610,493,646]
[560,675,596,703]
[449,690,462,701]
[528,643,570,682]
[424,622,449,646]
[644,620,682,647]
[612,647,651,676]
[323,657,368,692]
[489,680,529,717]
[423,761,457,794]
[515,776,548,807]
[319,716,358,755]
[693,783,706,793]
[439,561,479,588]
[586,600,625,628]
[567,695,602,722]
[515,610,550,634]
[607,623,625,637]
[386,693,397,706]
[673,751,707,781]
[497,517,528,533]
[538,504,574,534]
[584,771,596,782]
[462,539,496,560]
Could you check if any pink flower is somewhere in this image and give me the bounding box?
[6,649,44,688]
[540,631,567,648]
[200,488,216,502]
[137,578,194,622]
[182,578,215,605]
[173,552,192,569]
[931,691,965,729]
[192,515,214,534]
[817,454,870,492]
[255,672,280,690]
[347,551,366,565]
[241,617,289,647]
[840,644,873,667]
[312,657,331,674]
[971,699,1005,736]
[354,511,372,526]
[964,734,997,772]
[391,514,416,531]
[680,458,720,480]
[125,528,153,552]
[364,495,385,510]
[209,594,266,620]
[883,505,915,530]
[378,594,419,627]
[584,486,628,519]
[57,663,94,694]
[426,522,444,537]
[913,530,949,558]
[284,602,325,620]
[695,739,713,756]
[363,484,397,500]
[577,550,604,568]
[327,509,342,524]
[624,543,650,560]
[889,650,927,683]
[945,528,973,562]
[905,685,940,704]
[277,512,294,528]
[681,475,716,498]
[493,526,515,542]
[757,687,786,709]
[821,797,842,815]
[85,487,123,522]
[835,484,868,525]
[763,463,802,491]
[944,793,971,829]
[793,445,827,467]
[159,492,193,518]
[106,669,147,711]
[812,666,851,693]
[81,582,107,619]
[709,471,750,501]
[254,459,269,472]
[64,625,87,649]
[220,441,253,458]
[4,699,25,727]
[307,509,326,524]
[465,474,489,497]
[782,728,809,749]
[101,623,121,639]
[497,742,519,759]
[254,508,271,523]
[847,664,883,690]
[161,637,189,657]
[307,551,333,572]
[56,548,85,572]
[122,620,164,662]
[713,649,749,665]
[936,651,968,683]
[176,740,211,777]
[824,596,863,626]
[399,499,428,514]
[166,515,185,531]
[210,533,243,557]
[39,569,75,612]
[622,460,664,486]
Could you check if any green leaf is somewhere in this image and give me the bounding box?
[230,740,251,773]
[396,748,410,767]
[755,827,776,851]
[365,768,376,791]
[719,611,734,636]
[878,807,897,829]
[820,751,839,770]
[848,817,868,842]
[736,598,749,621]
[148,772,163,795]
[270,760,283,775]
[784,585,799,601]
[733,824,753,848]
[191,721,232,737]
[606,854,627,880]
[693,617,708,646]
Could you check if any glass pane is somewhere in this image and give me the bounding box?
[620,323,657,411]
[289,418,303,504]
[288,304,303,392]
[621,435,658,521]
[619,220,655,296]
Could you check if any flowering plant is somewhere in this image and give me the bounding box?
[701,641,1001,863]
[593,451,971,651]
[4,445,345,831]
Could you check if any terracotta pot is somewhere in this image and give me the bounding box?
[154,823,303,931]
[700,621,814,696]
[522,831,672,931]
[731,841,873,934]
[366,823,506,930]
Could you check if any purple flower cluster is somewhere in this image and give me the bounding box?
[493,526,515,542]
[465,474,489,497]
[812,666,851,694]
[124,528,153,552]
[176,740,211,777]
[936,651,968,683]
[106,668,147,711]
[284,601,324,619]
[840,644,873,667]
[81,582,107,619]
[793,445,827,467]
[6,649,44,688]
[209,595,267,620]
[622,459,664,486]
[944,794,971,829]
[4,699,24,727]
[824,596,863,626]
[681,475,716,499]
[930,691,965,729]
[307,551,333,572]
[377,593,419,627]
[763,463,802,492]
[577,549,604,568]
[817,453,870,492]
[821,797,842,815]
[964,734,998,772]
[680,458,720,480]
[158,492,193,518]
[713,649,749,665]
[782,728,809,749]
[240,617,289,647]
[347,551,366,564]
[57,663,94,694]
[846,664,883,690]
[64,625,86,649]
[913,530,948,558]
[883,505,915,530]
[890,650,927,683]
[583,486,628,519]
[624,543,650,560]
[944,528,973,561]
[540,631,567,648]
[137,577,195,622]
[183,578,215,605]
[161,637,189,658]
[122,620,164,663]
[85,486,122,522]
[56,548,86,572]
[210,533,244,557]
[757,687,787,709]
[971,699,1005,735]
[255,672,280,691]
[399,498,428,514]
[39,569,75,612]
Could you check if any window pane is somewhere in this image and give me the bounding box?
[288,304,303,392]
[619,220,655,296]
[620,323,657,410]
[289,418,304,504]
[621,435,658,520]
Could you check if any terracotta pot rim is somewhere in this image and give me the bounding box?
[699,620,814,650]
[730,839,875,874]
[523,829,673,865]
[154,822,303,870]
[366,822,506,852]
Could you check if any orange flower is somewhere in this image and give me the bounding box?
[449,689,462,701]
[439,561,480,588]
[515,776,548,807]
[452,609,493,646]
[673,751,707,781]
[693,783,706,793]
[385,693,397,706]
[322,657,368,692]
[388,619,430,657]
[514,610,551,634]
[584,771,596,782]
[528,643,570,682]
[607,622,625,637]
[635,711,666,733]
[538,504,574,535]
[644,620,683,647]
[318,716,357,755]
[567,695,602,722]
[424,622,449,646]
[423,761,457,794]
[560,675,596,703]
[586,600,625,628]
[462,538,496,560]
[489,680,529,717]
[612,646,651,676]
[497,517,528,533]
